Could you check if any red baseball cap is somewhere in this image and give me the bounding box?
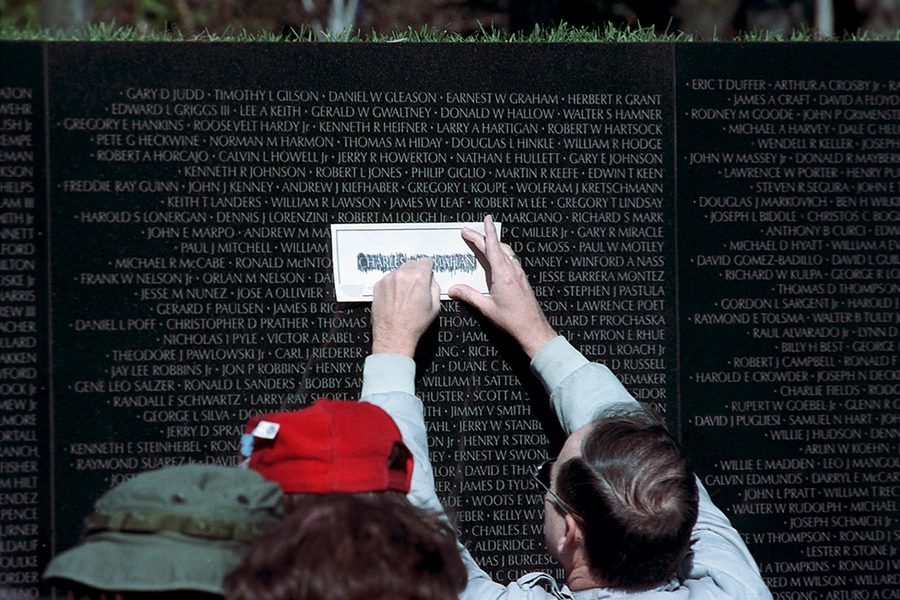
[242,399,413,494]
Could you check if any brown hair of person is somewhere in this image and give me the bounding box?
[62,586,222,600]
[224,493,466,600]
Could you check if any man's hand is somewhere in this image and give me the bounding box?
[448,215,557,358]
[371,257,441,358]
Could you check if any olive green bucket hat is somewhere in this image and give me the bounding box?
[43,464,283,595]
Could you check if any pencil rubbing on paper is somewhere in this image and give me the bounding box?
[356,253,478,274]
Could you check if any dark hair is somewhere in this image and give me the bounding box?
[61,585,222,600]
[279,488,409,514]
[556,405,698,588]
[224,494,466,600]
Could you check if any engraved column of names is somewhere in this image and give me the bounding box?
[680,68,900,598]
[0,80,45,596]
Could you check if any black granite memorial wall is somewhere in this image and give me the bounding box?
[0,41,898,599]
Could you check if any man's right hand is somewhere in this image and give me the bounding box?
[448,215,557,358]
[371,257,441,358]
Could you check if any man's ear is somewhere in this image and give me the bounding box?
[560,513,583,552]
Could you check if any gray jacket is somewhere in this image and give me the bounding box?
[361,336,772,600]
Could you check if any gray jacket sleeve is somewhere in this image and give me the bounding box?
[360,338,772,600]
[360,352,558,600]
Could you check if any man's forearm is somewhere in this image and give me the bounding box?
[359,352,503,599]
[530,336,638,435]
[360,352,416,398]
[359,352,443,515]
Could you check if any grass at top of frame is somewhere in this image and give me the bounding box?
[2,19,900,41]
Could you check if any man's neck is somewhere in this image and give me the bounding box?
[566,562,607,592]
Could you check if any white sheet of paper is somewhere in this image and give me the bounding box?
[331,222,500,302]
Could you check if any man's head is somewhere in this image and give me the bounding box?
[224,493,466,600]
[545,405,698,589]
[241,399,414,507]
[43,464,283,598]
